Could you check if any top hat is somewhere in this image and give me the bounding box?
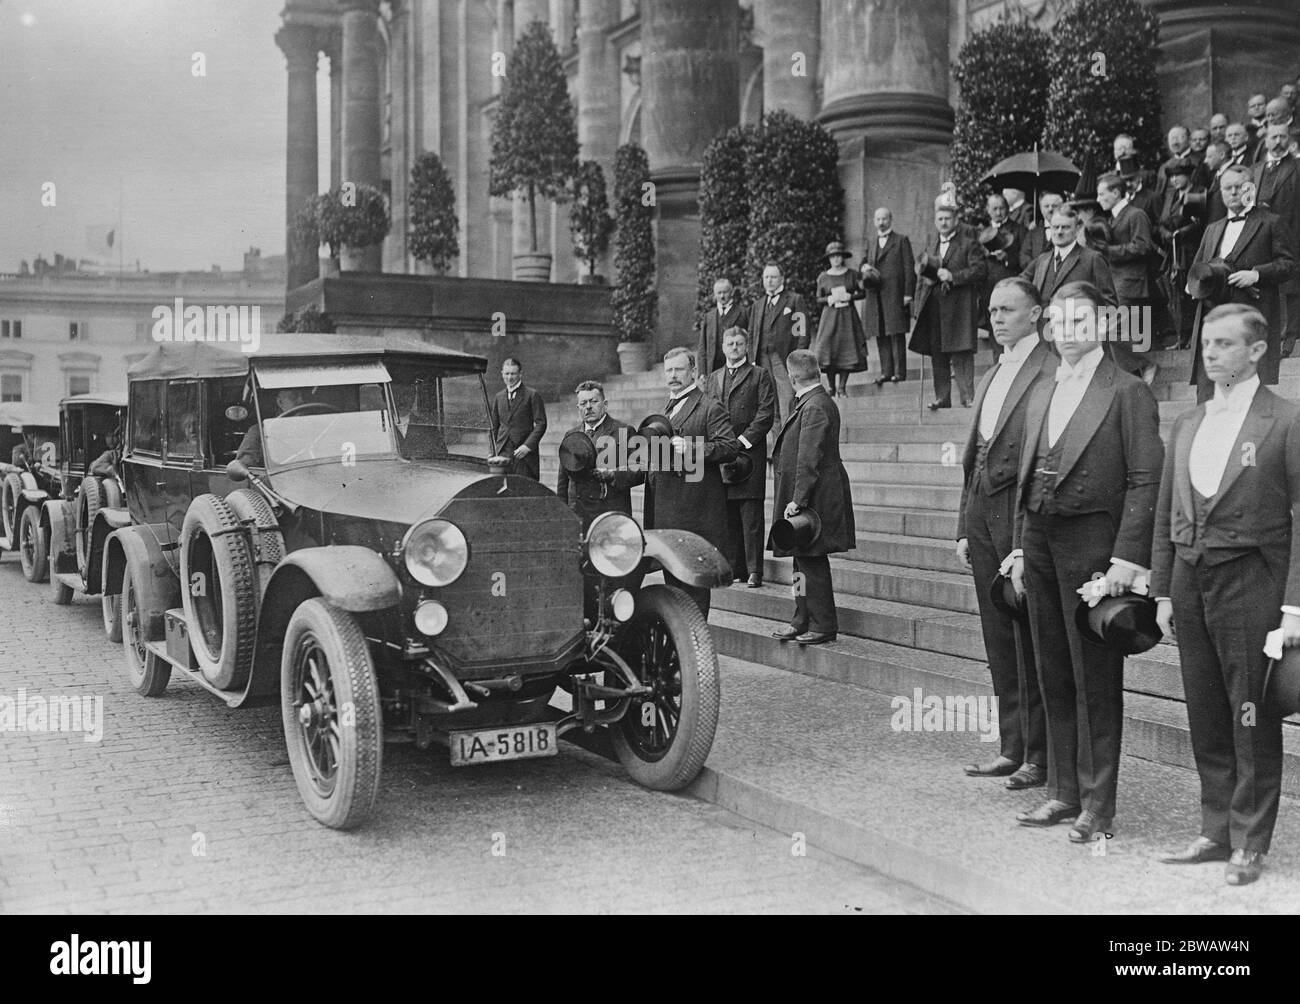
[1165,157,1195,178]
[1074,593,1162,655]
[637,413,674,439]
[1117,155,1142,179]
[978,224,1015,253]
[719,451,753,485]
[988,572,1029,623]
[1263,646,1300,717]
[559,430,597,475]
[824,240,852,261]
[1180,189,1208,219]
[917,252,941,283]
[769,508,822,552]
[1188,259,1231,300]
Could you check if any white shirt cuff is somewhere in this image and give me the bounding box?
[1281,606,1300,617]
[1155,597,1171,604]
[738,435,751,450]
[1110,557,1146,574]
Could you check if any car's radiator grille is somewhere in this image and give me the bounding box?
[434,493,584,672]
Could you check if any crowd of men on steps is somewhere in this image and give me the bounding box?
[486,78,1300,889]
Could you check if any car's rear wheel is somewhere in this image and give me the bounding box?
[281,598,382,830]
[180,494,256,690]
[610,584,720,791]
[76,477,103,577]
[18,506,48,583]
[101,560,123,643]
[2,473,24,541]
[122,555,170,697]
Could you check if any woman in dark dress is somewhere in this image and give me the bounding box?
[813,241,868,396]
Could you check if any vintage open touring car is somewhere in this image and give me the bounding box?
[104,335,728,828]
[0,405,61,566]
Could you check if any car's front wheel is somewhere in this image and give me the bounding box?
[610,584,720,791]
[121,555,170,697]
[1,473,24,542]
[280,598,382,830]
[18,506,48,583]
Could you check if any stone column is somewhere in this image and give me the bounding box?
[641,0,739,356]
[276,24,320,294]
[340,0,384,271]
[322,30,342,192]
[386,1,410,273]
[753,0,819,120]
[817,0,952,270]
[511,0,555,279]
[577,0,621,280]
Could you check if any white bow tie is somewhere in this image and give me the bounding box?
[1055,365,1089,384]
[1205,396,1249,417]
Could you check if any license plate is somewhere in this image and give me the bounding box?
[449,723,559,766]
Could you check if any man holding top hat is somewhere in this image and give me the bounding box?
[955,277,1056,789]
[1152,304,1300,886]
[861,207,916,385]
[769,350,854,646]
[1186,164,1297,401]
[708,327,776,589]
[643,346,739,619]
[1008,281,1164,842]
[555,380,644,530]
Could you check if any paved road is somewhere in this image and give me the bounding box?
[0,556,955,914]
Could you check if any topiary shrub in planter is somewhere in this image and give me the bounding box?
[744,111,843,318]
[408,151,460,275]
[314,184,391,273]
[950,18,1051,225]
[696,124,754,324]
[1041,0,1163,179]
[569,160,615,284]
[488,19,579,281]
[611,144,656,372]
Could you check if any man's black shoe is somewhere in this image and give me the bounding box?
[794,631,836,645]
[1159,836,1231,865]
[1017,799,1080,827]
[1005,763,1047,789]
[963,755,1018,777]
[927,400,951,411]
[772,626,802,641]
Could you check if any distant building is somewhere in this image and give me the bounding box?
[275,0,1300,356]
[0,249,284,427]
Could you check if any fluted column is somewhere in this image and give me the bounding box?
[386,1,410,272]
[753,0,819,120]
[276,24,320,293]
[340,0,384,271]
[641,0,739,355]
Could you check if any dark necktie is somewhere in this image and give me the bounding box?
[1050,253,1062,278]
[724,366,738,395]
[1227,215,1247,223]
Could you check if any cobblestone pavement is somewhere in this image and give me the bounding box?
[0,557,955,914]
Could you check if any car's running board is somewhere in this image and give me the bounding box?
[143,640,244,708]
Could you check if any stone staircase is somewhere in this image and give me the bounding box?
[540,349,1300,796]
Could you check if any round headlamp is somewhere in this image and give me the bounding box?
[403,518,469,587]
[414,600,449,636]
[585,512,645,578]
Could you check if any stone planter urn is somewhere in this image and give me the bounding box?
[616,341,651,374]
[513,253,552,282]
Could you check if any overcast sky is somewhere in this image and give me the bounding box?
[0,0,329,273]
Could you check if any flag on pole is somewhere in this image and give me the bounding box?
[84,225,116,260]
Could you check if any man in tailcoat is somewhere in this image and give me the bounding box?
[696,276,746,380]
[1254,122,1300,357]
[488,356,548,481]
[861,207,916,384]
[747,263,810,427]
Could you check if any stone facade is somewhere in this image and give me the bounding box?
[277,0,1300,358]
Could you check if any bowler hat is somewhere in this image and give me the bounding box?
[979,224,1015,253]
[1188,259,1231,300]
[824,241,852,261]
[719,452,753,485]
[559,430,597,475]
[637,413,674,439]
[988,572,1029,623]
[1263,646,1300,717]
[769,508,822,551]
[1074,593,1162,655]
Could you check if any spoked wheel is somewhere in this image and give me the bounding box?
[280,598,382,830]
[18,506,48,583]
[121,558,170,697]
[101,564,123,643]
[610,584,720,791]
[2,473,25,541]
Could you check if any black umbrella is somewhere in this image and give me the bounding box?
[980,150,1081,200]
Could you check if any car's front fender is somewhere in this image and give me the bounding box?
[642,529,732,589]
[43,499,76,577]
[103,524,179,640]
[87,508,131,594]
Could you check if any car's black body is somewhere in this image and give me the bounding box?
[103,335,729,828]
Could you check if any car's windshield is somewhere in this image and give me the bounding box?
[386,363,492,462]
[263,406,397,467]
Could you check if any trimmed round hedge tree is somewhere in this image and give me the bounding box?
[696,124,754,323]
[612,144,656,344]
[408,151,460,274]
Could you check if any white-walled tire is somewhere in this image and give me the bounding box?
[18,506,48,583]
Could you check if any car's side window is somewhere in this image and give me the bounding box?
[205,376,254,469]
[129,381,163,455]
[165,381,201,461]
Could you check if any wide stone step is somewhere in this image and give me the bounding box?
[761,555,978,614]
[853,481,964,510]
[708,608,1300,797]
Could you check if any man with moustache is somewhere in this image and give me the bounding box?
[1202,141,1230,222]
[862,207,916,385]
[644,346,738,618]
[747,262,809,426]
[1247,93,1270,142]
[1225,122,1257,170]
[696,276,745,381]
[555,380,643,529]
[982,193,1026,316]
[910,202,988,410]
[489,356,548,481]
[769,350,855,646]
[1157,125,1192,198]
[1004,188,1033,230]
[1189,128,1210,164]
[1158,160,1205,349]
[1097,172,1157,378]
[1020,191,1065,266]
[708,327,775,588]
[1021,205,1118,308]
[1209,113,1229,146]
[1008,281,1164,842]
[1153,305,1300,886]
[1186,164,1298,401]
[1255,122,1300,357]
[955,278,1055,789]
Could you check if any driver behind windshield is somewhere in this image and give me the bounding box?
[235,387,309,469]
